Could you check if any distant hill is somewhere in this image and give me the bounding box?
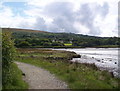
[2,28,101,38]
[2,28,48,33]
[2,28,119,48]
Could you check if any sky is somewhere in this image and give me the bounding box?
[0,0,119,37]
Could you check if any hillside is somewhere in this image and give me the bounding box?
[2,28,48,33]
[2,28,120,48]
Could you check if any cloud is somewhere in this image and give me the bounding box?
[76,2,109,35]
[0,0,118,37]
[99,2,109,17]
[31,2,110,36]
[33,17,47,31]
[3,0,27,2]
[43,2,77,33]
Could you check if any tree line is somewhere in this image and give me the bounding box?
[13,33,119,48]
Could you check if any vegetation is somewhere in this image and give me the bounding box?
[17,48,119,89]
[2,31,28,90]
[2,28,120,48]
[2,28,120,89]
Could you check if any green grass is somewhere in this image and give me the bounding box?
[64,43,72,46]
[2,63,28,90]
[17,48,119,89]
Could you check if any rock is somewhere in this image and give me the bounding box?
[73,55,81,58]
[110,72,114,78]
[49,61,52,63]
[77,55,81,58]
[22,73,25,76]
[97,60,100,62]
[30,55,35,58]
[69,61,73,64]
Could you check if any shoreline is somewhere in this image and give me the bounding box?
[17,48,119,89]
[52,48,119,78]
[71,59,119,78]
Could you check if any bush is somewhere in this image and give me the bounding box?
[2,31,16,87]
[16,41,31,48]
[51,42,64,46]
[2,31,16,68]
[2,31,28,89]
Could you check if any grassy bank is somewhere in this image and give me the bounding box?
[17,48,119,89]
[2,63,28,90]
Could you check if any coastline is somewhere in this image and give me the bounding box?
[53,48,119,78]
[17,48,119,89]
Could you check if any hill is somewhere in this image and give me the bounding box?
[2,28,120,48]
[2,28,48,33]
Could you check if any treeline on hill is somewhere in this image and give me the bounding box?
[3,28,120,48]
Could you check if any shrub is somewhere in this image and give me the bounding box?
[16,41,31,48]
[2,31,17,87]
[2,31,16,68]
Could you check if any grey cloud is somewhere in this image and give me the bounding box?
[101,2,109,17]
[44,2,78,33]
[44,2,74,19]
[33,17,47,31]
[96,2,109,18]
[32,2,109,36]
[77,3,100,35]
[77,2,109,35]
[52,16,77,32]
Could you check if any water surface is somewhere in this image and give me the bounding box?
[54,48,119,77]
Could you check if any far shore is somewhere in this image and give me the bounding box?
[18,45,120,49]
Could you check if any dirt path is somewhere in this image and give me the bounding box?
[15,62,68,89]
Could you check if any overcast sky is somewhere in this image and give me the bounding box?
[0,0,118,37]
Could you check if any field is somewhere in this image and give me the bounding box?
[16,48,119,89]
[64,43,72,46]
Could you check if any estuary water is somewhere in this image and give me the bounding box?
[54,48,119,77]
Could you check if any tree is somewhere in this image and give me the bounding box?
[43,42,51,47]
[17,41,31,48]
[51,42,64,46]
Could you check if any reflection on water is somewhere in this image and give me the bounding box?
[54,48,119,77]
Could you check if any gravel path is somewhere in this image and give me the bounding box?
[16,62,68,89]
